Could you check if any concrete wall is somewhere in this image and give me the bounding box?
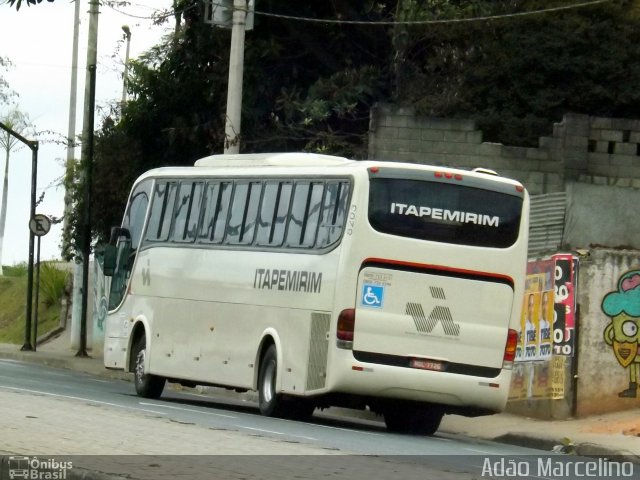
[575,249,640,417]
[369,105,640,196]
[505,250,640,419]
[564,182,640,251]
[506,256,577,420]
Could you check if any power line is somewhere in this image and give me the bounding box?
[105,2,197,22]
[105,0,613,26]
[254,0,613,25]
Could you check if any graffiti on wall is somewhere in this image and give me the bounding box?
[601,269,640,398]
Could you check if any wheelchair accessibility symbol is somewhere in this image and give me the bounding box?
[361,284,384,308]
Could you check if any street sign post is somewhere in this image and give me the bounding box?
[28,213,51,351]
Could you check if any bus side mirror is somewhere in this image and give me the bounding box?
[103,244,117,277]
[109,226,131,245]
[104,226,131,276]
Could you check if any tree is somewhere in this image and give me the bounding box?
[391,0,640,145]
[62,0,640,255]
[6,0,54,10]
[69,0,395,248]
[0,57,15,105]
[0,107,31,274]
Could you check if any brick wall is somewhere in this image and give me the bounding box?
[368,105,640,195]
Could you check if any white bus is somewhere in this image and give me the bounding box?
[103,152,529,435]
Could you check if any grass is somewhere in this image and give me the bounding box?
[0,262,68,344]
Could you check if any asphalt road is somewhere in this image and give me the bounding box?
[0,358,607,480]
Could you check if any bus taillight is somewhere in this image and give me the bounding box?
[337,308,355,349]
[502,328,518,368]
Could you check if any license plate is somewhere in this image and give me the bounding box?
[410,358,444,371]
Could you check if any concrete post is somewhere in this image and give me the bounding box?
[223,0,246,154]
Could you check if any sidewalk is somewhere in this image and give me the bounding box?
[1,332,639,463]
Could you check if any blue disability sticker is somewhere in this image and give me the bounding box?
[361,284,384,308]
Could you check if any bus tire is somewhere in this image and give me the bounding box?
[132,336,166,399]
[383,404,443,436]
[258,345,287,417]
[285,398,315,421]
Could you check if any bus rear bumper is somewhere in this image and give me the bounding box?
[327,358,512,413]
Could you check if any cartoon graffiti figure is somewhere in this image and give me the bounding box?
[602,269,640,398]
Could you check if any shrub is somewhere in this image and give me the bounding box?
[4,262,28,277]
[38,262,70,307]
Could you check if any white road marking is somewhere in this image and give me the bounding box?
[0,385,166,415]
[241,426,316,441]
[138,401,237,419]
[465,448,496,454]
[311,423,384,436]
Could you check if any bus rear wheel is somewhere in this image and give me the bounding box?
[383,403,443,435]
[132,336,166,399]
[258,345,288,417]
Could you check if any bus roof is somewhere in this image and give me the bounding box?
[194,152,353,167]
[135,153,525,194]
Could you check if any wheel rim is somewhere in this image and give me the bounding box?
[262,360,276,404]
[135,348,146,384]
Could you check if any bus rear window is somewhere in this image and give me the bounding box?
[368,177,523,248]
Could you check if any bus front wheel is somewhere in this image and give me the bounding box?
[258,345,287,417]
[132,336,166,399]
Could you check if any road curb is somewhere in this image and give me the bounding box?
[494,433,640,464]
[0,348,132,383]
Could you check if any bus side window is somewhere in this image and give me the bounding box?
[226,181,262,245]
[172,181,204,243]
[256,182,292,247]
[286,182,324,248]
[122,181,151,250]
[199,181,232,244]
[146,181,178,243]
[316,181,350,248]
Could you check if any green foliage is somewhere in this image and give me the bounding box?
[38,262,70,307]
[61,0,640,256]
[0,265,62,345]
[6,0,54,10]
[60,158,82,261]
[394,0,640,145]
[3,262,28,277]
[0,56,15,105]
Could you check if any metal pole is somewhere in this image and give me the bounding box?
[77,0,100,357]
[23,143,38,351]
[223,0,247,154]
[33,236,41,351]
[0,122,38,351]
[121,25,131,105]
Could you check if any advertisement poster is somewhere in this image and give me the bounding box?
[552,254,577,356]
[517,260,555,362]
[551,355,566,399]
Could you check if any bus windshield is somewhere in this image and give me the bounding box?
[368,176,523,248]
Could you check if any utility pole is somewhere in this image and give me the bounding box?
[66,0,82,345]
[223,0,247,154]
[121,25,131,105]
[77,0,100,357]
